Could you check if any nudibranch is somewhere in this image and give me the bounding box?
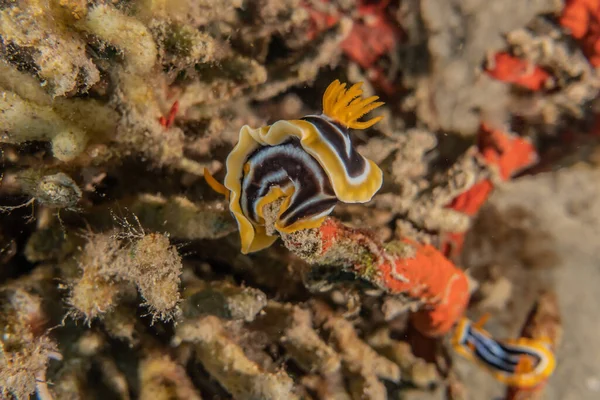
[451,316,556,388]
[205,80,385,254]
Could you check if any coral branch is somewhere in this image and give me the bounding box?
[0,91,89,161]
[311,301,400,399]
[139,354,203,400]
[276,215,470,337]
[251,301,341,375]
[129,194,237,240]
[175,316,300,400]
[79,5,158,75]
[312,301,401,383]
[0,1,100,97]
[442,124,539,258]
[367,328,439,389]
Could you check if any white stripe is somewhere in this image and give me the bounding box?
[281,193,335,224]
[303,115,372,186]
[242,143,332,223]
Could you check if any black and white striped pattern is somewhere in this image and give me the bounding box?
[240,139,338,228]
[458,323,542,374]
[301,114,373,187]
[453,318,555,387]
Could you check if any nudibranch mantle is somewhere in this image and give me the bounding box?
[221,80,385,254]
[451,317,556,388]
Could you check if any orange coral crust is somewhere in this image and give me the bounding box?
[447,180,495,218]
[304,0,339,40]
[486,53,550,91]
[401,242,470,337]
[302,0,401,91]
[159,101,179,129]
[560,0,600,66]
[315,218,469,337]
[478,123,538,181]
[442,125,538,258]
[340,0,400,69]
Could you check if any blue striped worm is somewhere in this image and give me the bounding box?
[205,80,385,253]
[451,316,556,388]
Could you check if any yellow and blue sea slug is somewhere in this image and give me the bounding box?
[451,315,556,388]
[204,80,385,254]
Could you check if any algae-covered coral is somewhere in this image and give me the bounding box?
[1,0,598,399]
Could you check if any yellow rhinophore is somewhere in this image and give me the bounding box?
[322,79,384,129]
